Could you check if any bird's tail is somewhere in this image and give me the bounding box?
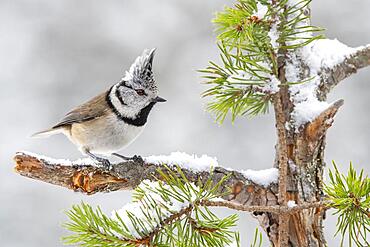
[31,128,63,138]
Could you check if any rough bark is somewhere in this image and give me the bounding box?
[273,90,290,247]
[14,152,278,209]
[318,45,370,100]
[288,99,344,247]
[280,43,370,247]
[260,96,343,247]
[263,3,355,242]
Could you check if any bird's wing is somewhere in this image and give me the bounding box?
[53,91,110,128]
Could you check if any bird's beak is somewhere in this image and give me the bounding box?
[153,96,167,103]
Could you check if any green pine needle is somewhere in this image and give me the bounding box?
[324,162,370,247]
[250,227,263,247]
[63,166,239,247]
[200,0,324,123]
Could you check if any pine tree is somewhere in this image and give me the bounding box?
[15,0,370,246]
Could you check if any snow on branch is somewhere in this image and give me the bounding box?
[242,168,279,187]
[318,44,370,100]
[144,152,219,172]
[286,39,366,129]
[64,172,240,246]
[13,151,279,209]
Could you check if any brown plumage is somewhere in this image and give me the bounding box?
[32,48,166,168]
[53,91,111,128]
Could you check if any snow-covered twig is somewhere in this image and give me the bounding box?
[318,45,370,100]
[287,39,356,129]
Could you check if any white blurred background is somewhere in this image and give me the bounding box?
[0,0,369,246]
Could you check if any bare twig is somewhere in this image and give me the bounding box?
[202,200,326,214]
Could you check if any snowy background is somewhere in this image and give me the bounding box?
[1,0,369,246]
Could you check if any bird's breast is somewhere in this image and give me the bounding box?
[69,113,145,154]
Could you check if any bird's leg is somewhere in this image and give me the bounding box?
[84,150,112,169]
[112,153,144,163]
[111,153,130,160]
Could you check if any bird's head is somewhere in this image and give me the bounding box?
[111,49,166,119]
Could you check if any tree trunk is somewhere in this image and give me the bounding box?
[256,101,342,246]
[256,3,347,241]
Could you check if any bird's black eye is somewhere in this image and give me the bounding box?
[135,89,146,96]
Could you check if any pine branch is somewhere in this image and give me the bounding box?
[324,162,370,247]
[13,152,278,209]
[201,0,324,123]
[64,168,240,247]
[318,45,370,100]
[61,164,328,247]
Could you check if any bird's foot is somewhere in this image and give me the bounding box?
[112,153,144,163]
[94,157,112,170]
[83,149,113,170]
[101,159,112,170]
[131,155,144,163]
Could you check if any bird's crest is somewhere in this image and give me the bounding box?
[123,48,157,92]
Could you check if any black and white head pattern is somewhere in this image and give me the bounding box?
[124,48,157,93]
[108,48,160,122]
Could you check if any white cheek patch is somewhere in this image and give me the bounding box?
[109,84,150,119]
[110,85,124,111]
[110,85,137,118]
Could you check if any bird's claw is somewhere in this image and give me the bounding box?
[95,158,112,170]
[84,150,113,170]
[131,155,144,163]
